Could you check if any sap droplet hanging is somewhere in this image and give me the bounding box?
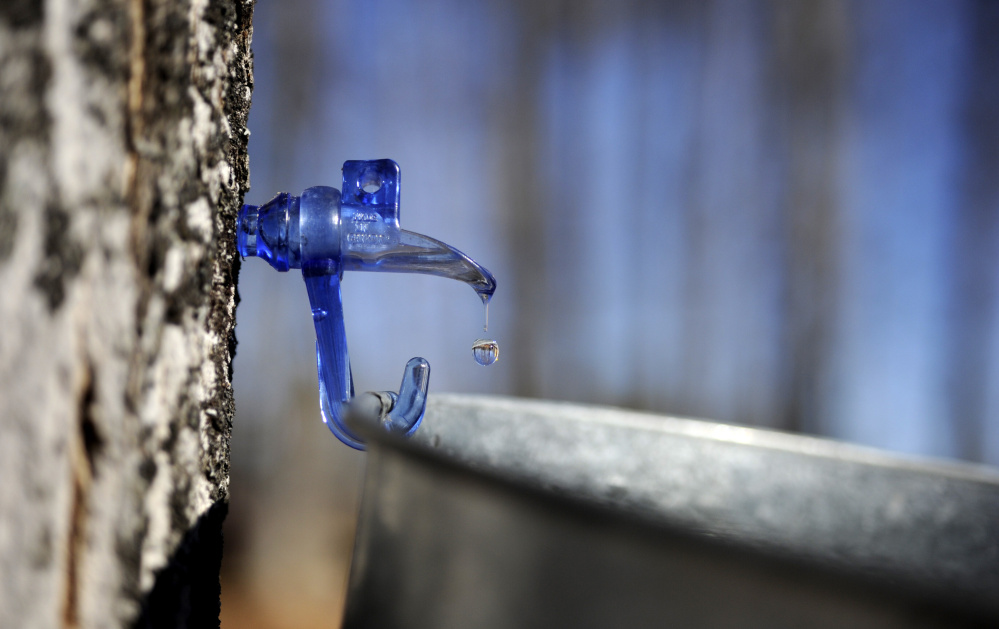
[472,338,499,366]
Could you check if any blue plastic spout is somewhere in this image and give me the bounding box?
[237,159,496,449]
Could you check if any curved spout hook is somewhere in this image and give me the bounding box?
[306,270,430,449]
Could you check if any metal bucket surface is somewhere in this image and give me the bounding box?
[343,395,999,629]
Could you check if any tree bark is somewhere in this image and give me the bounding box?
[0,0,252,626]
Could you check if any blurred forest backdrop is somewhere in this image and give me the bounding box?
[221,1,999,627]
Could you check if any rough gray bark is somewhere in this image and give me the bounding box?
[0,0,252,626]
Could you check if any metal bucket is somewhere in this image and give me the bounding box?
[343,395,999,628]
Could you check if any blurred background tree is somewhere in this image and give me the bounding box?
[0,0,251,626]
[226,0,999,627]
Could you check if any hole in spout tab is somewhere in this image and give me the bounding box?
[360,170,382,194]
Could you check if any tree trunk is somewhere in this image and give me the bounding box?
[0,0,252,626]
